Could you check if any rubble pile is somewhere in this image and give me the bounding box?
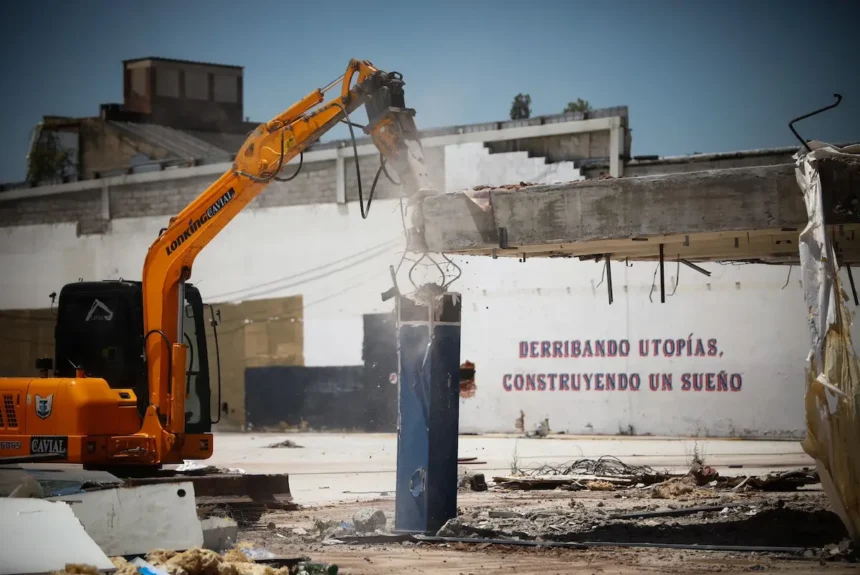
[433,459,841,550]
[492,456,820,494]
[0,466,337,575]
[265,440,304,449]
[436,493,844,549]
[50,546,337,575]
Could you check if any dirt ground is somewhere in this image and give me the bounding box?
[236,487,857,574]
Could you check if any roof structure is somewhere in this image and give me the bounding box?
[102,106,631,169]
[109,122,234,164]
[122,56,244,70]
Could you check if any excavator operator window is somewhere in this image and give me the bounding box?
[183,300,203,426]
[183,285,212,434]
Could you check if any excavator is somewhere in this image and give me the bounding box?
[0,59,434,471]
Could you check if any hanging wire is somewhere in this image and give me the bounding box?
[440,253,463,289]
[782,265,793,290]
[648,262,660,303]
[596,260,607,289]
[670,256,680,296]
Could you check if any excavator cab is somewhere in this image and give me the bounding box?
[52,280,218,435]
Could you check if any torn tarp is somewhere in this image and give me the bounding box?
[795,141,860,540]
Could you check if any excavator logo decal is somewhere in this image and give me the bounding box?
[165,188,236,256]
[35,394,54,419]
[86,299,114,322]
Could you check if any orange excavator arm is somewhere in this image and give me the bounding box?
[140,59,433,454]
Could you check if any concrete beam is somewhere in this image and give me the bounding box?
[420,161,860,265]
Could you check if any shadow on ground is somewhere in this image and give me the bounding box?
[551,508,846,548]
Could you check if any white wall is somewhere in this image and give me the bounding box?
[445,143,583,192]
[0,143,848,438]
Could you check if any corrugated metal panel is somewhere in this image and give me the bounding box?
[109,122,233,163]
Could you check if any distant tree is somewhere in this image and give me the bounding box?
[564,98,592,114]
[510,93,532,120]
[27,130,74,184]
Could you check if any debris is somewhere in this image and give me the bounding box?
[416,534,809,555]
[468,473,488,492]
[0,499,114,575]
[821,538,857,561]
[114,557,144,575]
[50,565,103,575]
[131,558,170,575]
[201,517,239,552]
[496,456,669,490]
[652,477,695,499]
[689,461,719,486]
[50,482,204,556]
[164,548,222,575]
[721,469,820,491]
[492,476,585,490]
[527,418,551,438]
[175,461,247,475]
[585,480,615,491]
[458,472,488,492]
[353,509,387,533]
[264,440,303,449]
[488,510,523,519]
[295,562,338,575]
[146,550,178,564]
[610,503,747,520]
[223,549,253,564]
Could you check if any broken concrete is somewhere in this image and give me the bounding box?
[420,161,860,264]
[353,508,387,533]
[0,499,114,575]
[201,516,239,552]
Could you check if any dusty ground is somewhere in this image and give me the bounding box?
[234,485,854,574]
[198,434,855,573]
[202,432,814,505]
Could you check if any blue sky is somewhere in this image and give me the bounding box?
[1,0,857,183]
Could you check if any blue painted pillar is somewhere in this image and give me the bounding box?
[394,292,461,534]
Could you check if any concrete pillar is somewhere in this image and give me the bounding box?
[394,292,461,534]
[609,117,624,178]
[336,156,346,204]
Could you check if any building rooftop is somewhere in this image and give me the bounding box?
[122,56,244,70]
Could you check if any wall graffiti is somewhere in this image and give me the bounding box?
[504,337,742,393]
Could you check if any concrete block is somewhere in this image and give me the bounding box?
[353,508,387,533]
[50,481,204,556]
[201,516,239,552]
